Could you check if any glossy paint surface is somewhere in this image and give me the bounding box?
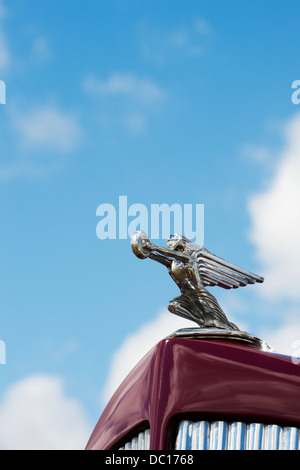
[86,338,300,450]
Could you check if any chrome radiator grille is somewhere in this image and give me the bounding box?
[175,420,300,450]
[119,428,150,450]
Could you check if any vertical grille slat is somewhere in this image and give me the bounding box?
[246,423,264,450]
[191,420,210,450]
[228,422,246,450]
[210,421,228,450]
[263,424,282,450]
[281,427,299,450]
[175,420,300,450]
[119,428,150,450]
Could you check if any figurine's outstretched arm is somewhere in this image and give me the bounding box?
[149,244,191,263]
[131,231,191,265]
[148,251,172,268]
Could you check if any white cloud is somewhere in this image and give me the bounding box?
[242,144,273,165]
[83,73,165,105]
[12,105,83,152]
[32,37,51,61]
[83,73,165,135]
[0,103,83,180]
[0,157,67,181]
[194,18,212,36]
[0,374,92,450]
[248,113,300,300]
[0,1,51,70]
[138,17,213,64]
[124,112,147,134]
[101,309,191,406]
[258,313,300,358]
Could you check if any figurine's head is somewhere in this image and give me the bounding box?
[167,234,202,255]
[167,234,190,252]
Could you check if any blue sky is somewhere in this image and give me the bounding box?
[0,0,300,449]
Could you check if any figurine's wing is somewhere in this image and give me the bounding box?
[195,248,264,289]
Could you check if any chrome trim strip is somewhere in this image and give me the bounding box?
[167,328,272,351]
[175,420,300,450]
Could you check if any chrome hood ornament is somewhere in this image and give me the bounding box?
[131,231,264,332]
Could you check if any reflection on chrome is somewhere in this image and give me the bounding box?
[175,420,300,450]
[119,428,150,450]
[131,231,264,332]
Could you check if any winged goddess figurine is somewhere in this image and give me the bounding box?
[131,231,264,331]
